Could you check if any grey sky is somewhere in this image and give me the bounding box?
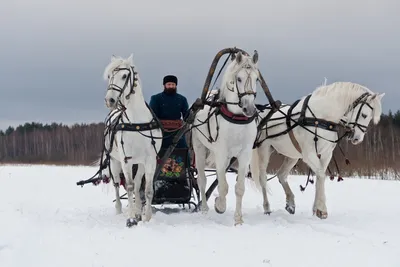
[1,0,399,130]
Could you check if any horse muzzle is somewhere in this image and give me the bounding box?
[351,137,362,145]
[346,129,354,141]
[242,105,256,117]
[105,97,117,109]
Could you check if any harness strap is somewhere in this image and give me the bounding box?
[160,120,183,133]
[286,99,302,153]
[114,120,160,132]
[218,104,257,124]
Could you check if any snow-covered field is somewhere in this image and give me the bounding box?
[1,165,399,267]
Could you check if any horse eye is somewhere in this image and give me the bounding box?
[237,77,242,83]
[122,74,127,79]
[361,113,367,119]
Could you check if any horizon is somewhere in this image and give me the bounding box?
[1,101,399,132]
[1,0,398,131]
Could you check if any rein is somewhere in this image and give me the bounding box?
[189,53,259,144]
[223,61,258,108]
[107,66,138,100]
[254,91,374,190]
[254,92,372,150]
[82,65,165,187]
[340,92,373,134]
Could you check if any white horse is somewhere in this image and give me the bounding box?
[102,54,163,227]
[250,82,385,219]
[192,51,259,225]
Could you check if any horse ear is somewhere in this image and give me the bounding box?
[236,52,243,64]
[252,50,258,64]
[127,53,134,65]
[370,93,385,101]
[231,53,236,61]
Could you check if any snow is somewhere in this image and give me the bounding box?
[1,165,399,267]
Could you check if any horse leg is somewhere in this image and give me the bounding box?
[302,151,332,219]
[254,145,274,215]
[214,155,230,214]
[121,162,138,227]
[233,151,252,225]
[133,164,145,222]
[143,160,156,222]
[109,158,123,215]
[193,141,209,213]
[276,157,298,215]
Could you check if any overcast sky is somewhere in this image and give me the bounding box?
[0,0,398,130]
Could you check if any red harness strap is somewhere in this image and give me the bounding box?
[160,119,183,129]
[219,104,249,121]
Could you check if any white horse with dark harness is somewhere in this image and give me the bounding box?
[250,82,385,219]
[102,54,163,227]
[192,50,260,225]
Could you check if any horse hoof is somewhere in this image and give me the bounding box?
[264,205,272,215]
[214,205,224,214]
[198,200,210,213]
[143,215,151,222]
[126,218,138,227]
[214,197,226,214]
[201,208,209,215]
[285,204,295,214]
[200,206,209,214]
[315,209,328,219]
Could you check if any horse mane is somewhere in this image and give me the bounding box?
[313,81,383,124]
[218,54,258,101]
[313,81,373,97]
[103,56,133,81]
[102,55,143,93]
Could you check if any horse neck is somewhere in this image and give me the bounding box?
[307,88,367,123]
[120,87,153,123]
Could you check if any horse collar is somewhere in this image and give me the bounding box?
[219,104,256,124]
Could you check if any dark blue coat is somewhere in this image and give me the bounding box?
[150,91,189,149]
[150,92,189,120]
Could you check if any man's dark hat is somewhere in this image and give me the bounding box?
[163,75,178,85]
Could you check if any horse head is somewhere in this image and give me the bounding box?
[103,54,140,110]
[344,92,385,145]
[220,50,259,117]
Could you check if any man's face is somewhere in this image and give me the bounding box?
[164,82,177,93]
[164,82,176,90]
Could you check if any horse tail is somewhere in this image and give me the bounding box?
[90,153,102,167]
[89,152,111,178]
[248,148,273,196]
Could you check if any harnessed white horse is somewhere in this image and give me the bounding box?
[192,51,259,225]
[102,54,163,227]
[250,82,385,219]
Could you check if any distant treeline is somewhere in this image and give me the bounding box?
[1,110,400,179]
[0,122,104,165]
